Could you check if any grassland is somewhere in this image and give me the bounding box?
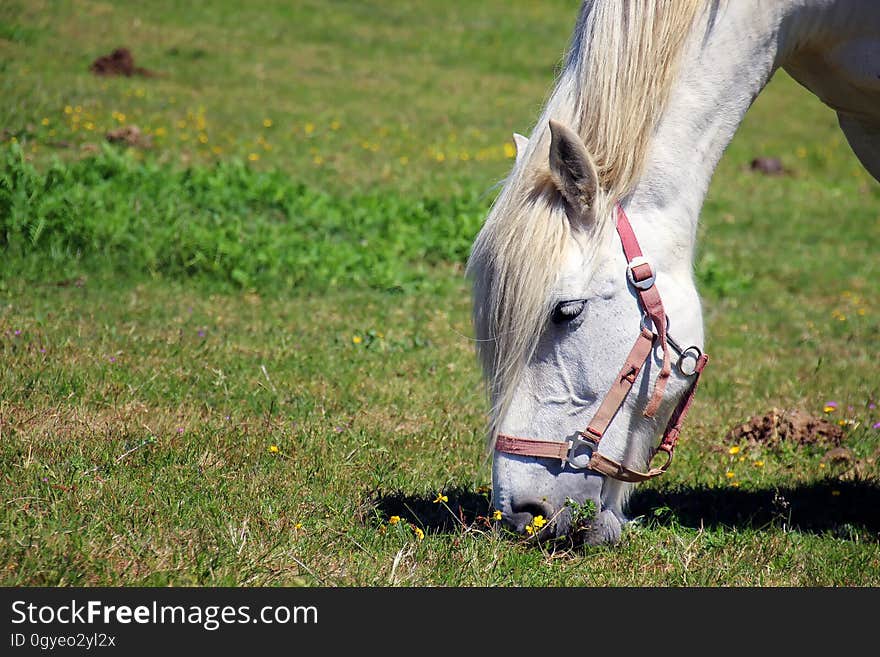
[1,1,879,586]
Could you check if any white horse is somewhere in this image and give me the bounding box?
[467,0,880,545]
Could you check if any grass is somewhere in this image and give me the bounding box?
[1,1,879,586]
[3,277,877,586]
[0,0,579,197]
[0,142,488,292]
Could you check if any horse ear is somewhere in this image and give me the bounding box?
[548,119,599,214]
[513,133,528,164]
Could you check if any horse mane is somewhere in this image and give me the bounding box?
[467,1,707,443]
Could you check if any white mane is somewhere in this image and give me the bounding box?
[467,1,709,443]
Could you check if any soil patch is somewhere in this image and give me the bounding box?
[749,156,787,176]
[726,407,845,448]
[90,47,156,77]
[106,125,152,148]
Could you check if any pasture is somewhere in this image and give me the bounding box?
[2,0,879,586]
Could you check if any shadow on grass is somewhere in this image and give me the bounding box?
[372,479,880,540]
[372,488,493,533]
[628,479,880,539]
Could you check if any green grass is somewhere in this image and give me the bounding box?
[0,0,579,197]
[1,1,879,586]
[0,142,488,292]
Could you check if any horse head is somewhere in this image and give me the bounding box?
[469,120,706,544]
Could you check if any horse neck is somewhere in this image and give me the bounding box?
[622,2,811,272]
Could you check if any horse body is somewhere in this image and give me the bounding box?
[468,1,880,544]
[783,2,880,177]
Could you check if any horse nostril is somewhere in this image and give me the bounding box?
[510,498,555,532]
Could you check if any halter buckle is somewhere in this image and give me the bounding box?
[564,434,596,469]
[627,256,656,290]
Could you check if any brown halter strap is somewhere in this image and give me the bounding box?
[494,204,709,483]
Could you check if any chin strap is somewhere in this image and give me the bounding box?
[494,204,709,483]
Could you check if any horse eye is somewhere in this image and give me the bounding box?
[551,299,586,324]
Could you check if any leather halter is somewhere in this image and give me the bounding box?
[494,205,709,483]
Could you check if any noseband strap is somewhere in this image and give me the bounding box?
[494,204,709,483]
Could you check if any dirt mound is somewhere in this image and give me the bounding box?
[726,407,845,448]
[749,156,786,176]
[106,125,152,148]
[90,47,156,77]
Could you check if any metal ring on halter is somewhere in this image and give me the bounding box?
[642,314,702,377]
[675,345,703,376]
[626,256,655,290]
[651,444,675,471]
[563,434,595,469]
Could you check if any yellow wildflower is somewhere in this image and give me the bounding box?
[728,445,740,455]
[412,526,424,540]
[41,118,49,126]
[754,460,765,467]
[726,471,735,479]
[388,515,401,525]
[492,510,502,521]
[268,444,279,454]
[524,525,534,535]
[352,335,362,344]
[503,142,516,158]
[532,515,546,529]
[433,493,448,504]
[304,122,315,134]
[263,118,273,128]
[248,153,260,162]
